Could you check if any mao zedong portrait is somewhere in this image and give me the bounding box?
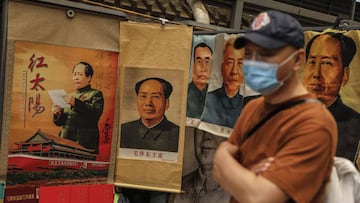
[51,61,104,154]
[120,77,180,152]
[302,32,360,162]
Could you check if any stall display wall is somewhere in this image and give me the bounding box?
[2,0,360,202]
[3,0,192,202]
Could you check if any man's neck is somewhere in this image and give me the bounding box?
[225,87,239,98]
[321,96,337,107]
[264,74,308,105]
[194,82,207,91]
[199,165,213,177]
[141,117,164,128]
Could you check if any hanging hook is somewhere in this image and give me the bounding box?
[159,18,169,28]
[339,20,349,31]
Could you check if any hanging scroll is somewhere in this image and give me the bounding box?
[114,22,192,193]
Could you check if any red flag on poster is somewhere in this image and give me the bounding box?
[42,145,51,152]
[32,144,42,151]
[27,144,33,152]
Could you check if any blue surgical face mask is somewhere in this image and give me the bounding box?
[243,51,298,95]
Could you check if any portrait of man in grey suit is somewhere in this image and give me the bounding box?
[201,37,245,128]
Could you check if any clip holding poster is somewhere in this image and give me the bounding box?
[159,17,169,28]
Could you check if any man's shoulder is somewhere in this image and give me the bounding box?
[120,120,141,145]
[206,87,223,100]
[162,117,179,128]
[208,86,223,94]
[121,120,139,129]
[81,85,101,93]
[329,97,360,118]
[161,120,180,137]
[292,98,336,127]
[242,96,264,109]
[90,87,101,92]
[181,170,197,188]
[166,120,179,128]
[84,88,103,98]
[338,102,360,117]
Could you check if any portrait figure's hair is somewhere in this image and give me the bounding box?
[305,32,357,68]
[73,61,94,77]
[135,77,173,99]
[222,37,236,59]
[193,42,213,61]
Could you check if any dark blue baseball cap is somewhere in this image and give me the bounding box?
[234,10,304,49]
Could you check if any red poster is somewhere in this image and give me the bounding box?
[7,41,118,188]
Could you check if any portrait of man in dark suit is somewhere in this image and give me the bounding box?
[187,42,213,119]
[303,31,360,163]
[51,61,104,154]
[120,77,180,152]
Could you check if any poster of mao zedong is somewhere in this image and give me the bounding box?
[302,30,360,166]
[7,41,118,187]
[118,67,184,163]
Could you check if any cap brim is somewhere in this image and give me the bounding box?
[234,32,287,49]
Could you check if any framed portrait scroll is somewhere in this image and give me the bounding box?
[302,29,360,163]
[114,22,192,193]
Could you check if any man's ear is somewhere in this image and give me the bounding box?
[165,99,170,110]
[294,49,305,71]
[342,67,350,86]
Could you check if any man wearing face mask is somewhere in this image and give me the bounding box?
[213,10,337,203]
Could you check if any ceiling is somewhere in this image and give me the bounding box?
[105,0,359,30]
[16,0,360,31]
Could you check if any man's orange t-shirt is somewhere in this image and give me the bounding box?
[228,94,337,203]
